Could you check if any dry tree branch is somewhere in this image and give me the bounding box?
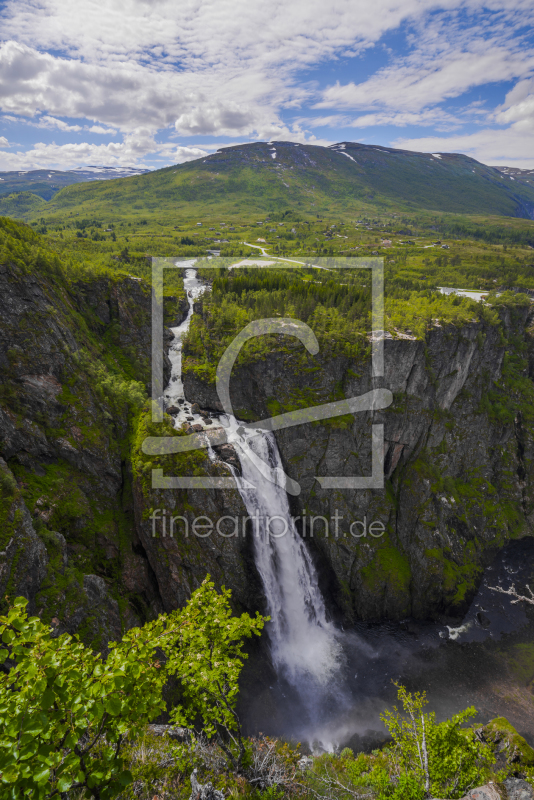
[488,583,534,605]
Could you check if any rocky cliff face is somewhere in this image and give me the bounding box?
[130,411,259,614]
[3,217,534,637]
[0,225,257,639]
[0,228,170,641]
[183,304,534,622]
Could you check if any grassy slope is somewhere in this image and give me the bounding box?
[0,191,48,217]
[6,141,534,225]
[337,143,534,217]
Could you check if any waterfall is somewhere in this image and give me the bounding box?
[164,263,207,429]
[222,417,343,714]
[164,265,344,734]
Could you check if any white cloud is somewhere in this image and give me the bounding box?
[317,45,534,114]
[162,145,209,162]
[393,127,534,169]
[348,110,460,130]
[301,109,460,129]
[0,40,182,131]
[37,115,82,131]
[87,125,117,134]
[0,130,209,170]
[175,102,256,137]
[0,0,532,167]
[0,136,9,147]
[493,77,534,131]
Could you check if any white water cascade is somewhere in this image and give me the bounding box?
[222,417,344,717]
[164,263,208,430]
[164,265,344,733]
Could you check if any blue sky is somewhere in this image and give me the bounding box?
[0,0,533,171]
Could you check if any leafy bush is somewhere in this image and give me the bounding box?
[0,580,266,799]
[0,597,167,799]
[166,579,266,771]
[0,469,17,497]
[381,684,494,799]
[73,348,146,412]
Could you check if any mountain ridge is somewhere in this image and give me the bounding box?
[0,165,151,200]
[2,140,534,221]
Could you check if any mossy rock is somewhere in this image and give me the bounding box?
[482,717,534,769]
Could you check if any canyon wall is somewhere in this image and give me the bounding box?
[183,304,534,621]
[3,226,534,636]
[0,239,255,641]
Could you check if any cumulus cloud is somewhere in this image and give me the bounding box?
[493,77,534,130]
[0,40,182,131]
[0,0,532,167]
[87,125,117,134]
[0,136,9,147]
[0,130,209,170]
[175,102,255,137]
[393,127,534,169]
[37,115,82,131]
[163,145,210,162]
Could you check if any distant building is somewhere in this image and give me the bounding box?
[257,238,266,243]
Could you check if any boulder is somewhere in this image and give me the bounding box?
[503,778,534,799]
[434,778,534,800]
[147,724,190,742]
[476,611,491,629]
[462,785,501,800]
[481,718,534,772]
[189,769,224,800]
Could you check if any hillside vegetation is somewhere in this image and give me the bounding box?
[2,141,534,225]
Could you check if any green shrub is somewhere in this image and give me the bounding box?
[0,470,17,497]
[381,683,494,799]
[0,579,266,799]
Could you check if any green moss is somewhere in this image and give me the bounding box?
[131,404,210,498]
[483,717,534,768]
[424,547,482,607]
[0,462,23,549]
[8,458,135,592]
[361,541,411,597]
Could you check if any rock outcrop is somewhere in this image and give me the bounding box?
[0,221,256,637]
[183,303,534,621]
[0,222,182,640]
